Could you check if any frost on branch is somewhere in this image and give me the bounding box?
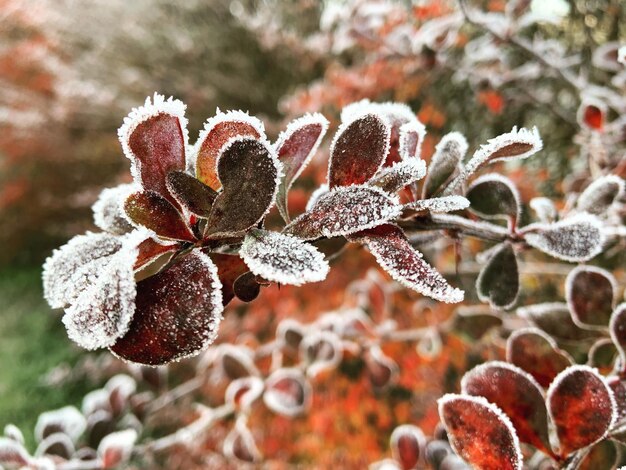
[263,368,311,417]
[165,170,217,218]
[283,185,401,241]
[97,429,137,469]
[438,394,523,470]
[466,174,521,220]
[192,110,265,190]
[404,195,469,214]
[368,159,426,194]
[63,240,138,350]
[464,126,543,176]
[529,197,557,223]
[92,184,136,235]
[204,137,281,238]
[240,229,329,286]
[566,265,617,329]
[547,365,617,455]
[43,232,124,309]
[124,190,195,241]
[461,361,551,455]
[422,131,467,198]
[118,93,188,207]
[110,250,223,366]
[328,113,390,187]
[275,113,329,222]
[576,175,625,215]
[523,213,605,262]
[476,242,519,310]
[349,224,464,303]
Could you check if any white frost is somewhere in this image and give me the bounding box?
[399,121,427,160]
[576,175,625,215]
[225,377,264,411]
[340,99,416,125]
[461,360,545,399]
[300,330,343,378]
[223,416,261,463]
[97,429,137,467]
[240,230,329,286]
[92,183,138,235]
[369,159,427,193]
[34,406,86,444]
[404,195,470,213]
[306,184,329,211]
[529,197,557,223]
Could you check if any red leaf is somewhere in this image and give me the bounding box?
[328,113,390,187]
[134,237,180,272]
[110,250,223,365]
[566,266,616,329]
[390,425,425,470]
[233,272,261,303]
[461,361,552,455]
[263,368,311,417]
[194,111,264,190]
[506,327,573,388]
[204,138,280,238]
[207,253,249,306]
[166,170,217,218]
[547,365,616,455]
[349,224,463,303]
[365,346,398,389]
[438,394,522,470]
[124,191,195,241]
[581,104,604,130]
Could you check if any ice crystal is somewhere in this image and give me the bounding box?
[240,229,329,286]
[465,126,543,176]
[404,195,470,213]
[529,197,557,223]
[368,159,426,193]
[92,184,137,235]
[351,224,464,303]
[34,406,86,444]
[284,185,402,241]
[576,174,625,215]
[524,213,605,262]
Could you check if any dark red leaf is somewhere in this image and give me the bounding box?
[134,237,180,272]
[194,111,264,190]
[398,121,426,160]
[220,345,259,379]
[587,338,617,374]
[166,170,217,218]
[582,104,604,130]
[461,361,552,455]
[98,430,137,469]
[233,272,261,303]
[207,253,249,306]
[506,327,573,388]
[566,266,616,329]
[610,303,626,373]
[517,302,600,342]
[368,159,426,194]
[328,113,390,187]
[204,138,280,238]
[124,191,195,241]
[476,242,519,310]
[275,114,328,221]
[422,132,467,198]
[225,377,264,410]
[390,425,425,470]
[349,224,463,303]
[36,432,74,459]
[547,365,616,455]
[438,394,522,470]
[110,250,223,366]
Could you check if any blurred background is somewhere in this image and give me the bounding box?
[1,0,625,463]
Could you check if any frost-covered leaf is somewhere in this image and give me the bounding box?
[232,272,261,303]
[35,406,86,443]
[465,126,543,176]
[92,184,136,235]
[223,417,261,463]
[607,376,626,424]
[506,327,573,388]
[86,410,115,449]
[118,93,188,206]
[110,250,223,366]
[577,99,606,130]
[476,243,519,310]
[399,121,426,161]
[193,110,264,190]
[610,303,626,372]
[524,213,605,262]
[225,377,264,410]
[350,224,464,303]
[579,440,618,470]
[240,229,329,286]
[97,429,137,469]
[165,170,217,218]
[283,185,401,241]
[529,197,557,223]
[43,232,123,309]
[204,137,281,238]
[390,424,425,470]
[517,303,600,342]
[305,184,329,211]
[35,432,74,459]
[425,440,453,469]
[300,331,342,378]
[275,113,328,221]
[566,265,616,329]
[365,346,398,389]
[576,175,625,215]
[134,236,179,272]
[461,361,551,455]
[0,437,30,467]
[588,339,617,374]
[263,368,311,417]
[404,195,469,214]
[467,174,521,221]
[368,159,426,193]
[105,375,137,417]
[124,190,195,241]
[423,132,467,198]
[82,389,111,417]
[277,318,306,350]
[63,241,138,350]
[438,394,523,470]
[207,253,249,306]
[547,365,616,454]
[219,345,260,379]
[4,425,24,445]
[328,113,390,187]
